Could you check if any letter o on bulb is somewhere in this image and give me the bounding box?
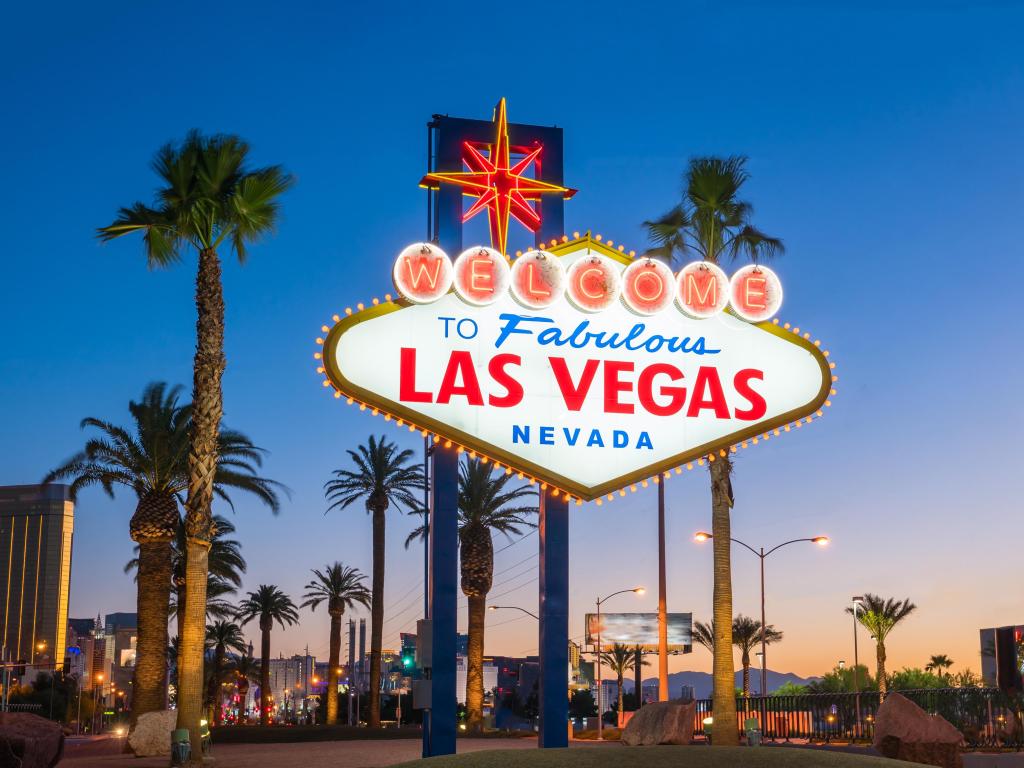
[392,243,453,304]
[730,264,783,322]
[675,261,730,319]
[453,246,509,306]
[509,250,565,309]
[565,255,620,313]
[621,258,674,315]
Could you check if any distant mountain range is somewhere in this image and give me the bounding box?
[623,669,816,699]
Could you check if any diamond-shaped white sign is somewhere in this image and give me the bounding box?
[322,237,831,501]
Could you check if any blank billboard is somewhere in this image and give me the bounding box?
[585,612,692,652]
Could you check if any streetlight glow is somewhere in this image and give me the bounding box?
[694,531,712,542]
[812,536,829,546]
[633,586,646,595]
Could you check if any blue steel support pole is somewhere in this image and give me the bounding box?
[538,489,569,748]
[427,446,458,756]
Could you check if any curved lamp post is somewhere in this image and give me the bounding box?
[488,605,539,620]
[694,532,828,699]
[594,587,645,740]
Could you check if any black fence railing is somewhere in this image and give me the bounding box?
[691,688,1023,748]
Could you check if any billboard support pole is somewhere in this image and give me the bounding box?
[657,480,668,701]
[538,489,569,748]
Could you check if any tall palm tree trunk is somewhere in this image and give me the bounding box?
[876,642,888,700]
[178,246,226,761]
[368,505,386,727]
[741,651,751,697]
[466,594,486,732]
[130,537,173,730]
[260,624,272,725]
[175,579,186,642]
[326,611,342,725]
[710,457,737,745]
[210,648,226,726]
[617,672,624,722]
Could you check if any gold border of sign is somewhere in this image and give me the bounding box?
[322,238,832,502]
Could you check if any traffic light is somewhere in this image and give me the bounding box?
[401,652,414,669]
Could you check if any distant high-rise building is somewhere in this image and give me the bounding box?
[0,484,74,669]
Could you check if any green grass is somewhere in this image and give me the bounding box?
[394,746,925,768]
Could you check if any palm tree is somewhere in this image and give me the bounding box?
[644,157,782,745]
[236,585,299,726]
[300,564,370,725]
[845,594,917,698]
[205,621,247,725]
[600,643,647,724]
[731,615,783,696]
[229,654,259,722]
[925,654,954,682]
[44,383,186,730]
[99,130,293,753]
[324,435,423,727]
[435,458,536,731]
[693,620,715,654]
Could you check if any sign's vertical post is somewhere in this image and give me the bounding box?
[426,445,458,756]
[538,489,569,748]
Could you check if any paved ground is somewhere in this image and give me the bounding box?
[60,737,1024,768]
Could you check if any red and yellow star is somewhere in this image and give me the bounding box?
[420,98,576,256]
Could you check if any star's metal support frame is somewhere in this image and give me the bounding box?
[423,106,567,756]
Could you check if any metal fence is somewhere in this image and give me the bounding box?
[691,689,1023,748]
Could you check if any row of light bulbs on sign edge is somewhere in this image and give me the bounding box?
[312,234,839,504]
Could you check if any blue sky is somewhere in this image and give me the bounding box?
[2,1,1021,677]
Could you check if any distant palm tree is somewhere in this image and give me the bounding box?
[229,654,260,722]
[408,457,536,731]
[44,383,185,729]
[205,621,247,725]
[324,435,422,727]
[693,620,715,654]
[731,615,783,696]
[301,564,370,725]
[925,654,955,682]
[236,585,299,725]
[600,643,647,723]
[846,594,917,698]
[99,130,293,752]
[644,156,782,746]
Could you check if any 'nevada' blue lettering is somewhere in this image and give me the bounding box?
[637,432,654,450]
[540,426,554,445]
[512,425,530,443]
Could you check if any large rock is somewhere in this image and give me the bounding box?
[0,712,64,768]
[872,692,963,768]
[127,709,177,757]
[621,700,696,746]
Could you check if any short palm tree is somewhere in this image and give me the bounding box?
[44,383,185,729]
[236,585,299,726]
[600,643,647,723]
[205,621,247,725]
[846,594,917,698]
[731,615,783,696]
[925,654,954,682]
[301,563,370,725]
[644,157,782,745]
[99,130,293,753]
[324,435,422,727]
[229,654,260,722]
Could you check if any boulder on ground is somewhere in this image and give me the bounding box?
[872,692,963,768]
[127,709,178,757]
[0,711,64,768]
[621,699,696,746]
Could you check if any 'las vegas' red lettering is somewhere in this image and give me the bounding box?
[638,363,686,416]
[399,347,431,403]
[733,369,767,420]
[549,358,599,411]
[436,351,484,406]
[686,366,729,418]
[488,354,524,407]
[603,360,634,414]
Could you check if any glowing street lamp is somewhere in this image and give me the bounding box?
[595,586,644,740]
[694,532,828,698]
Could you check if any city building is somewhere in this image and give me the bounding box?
[0,484,74,671]
[263,653,317,718]
[980,625,1023,687]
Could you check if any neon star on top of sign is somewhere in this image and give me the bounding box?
[419,98,577,257]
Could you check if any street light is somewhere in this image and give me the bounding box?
[595,586,644,740]
[852,595,864,738]
[488,605,539,620]
[694,532,828,699]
